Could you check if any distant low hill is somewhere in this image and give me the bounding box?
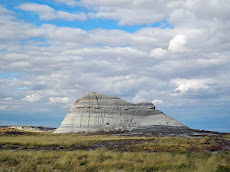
[0,125,56,132]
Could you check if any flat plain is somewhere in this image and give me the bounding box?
[0,128,229,172]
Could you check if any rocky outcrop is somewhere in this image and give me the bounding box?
[54,92,191,135]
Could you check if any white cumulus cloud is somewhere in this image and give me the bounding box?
[49,97,70,104]
[3,97,13,101]
[152,99,164,105]
[132,94,146,103]
[150,48,167,57]
[168,34,188,53]
[22,94,41,102]
[171,78,212,95]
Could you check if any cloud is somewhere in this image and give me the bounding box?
[0,2,230,131]
[17,3,87,21]
[80,0,230,27]
[171,78,212,96]
[150,48,167,57]
[152,99,164,105]
[80,0,178,25]
[3,97,13,101]
[168,34,188,52]
[185,0,230,21]
[0,106,7,110]
[132,95,146,103]
[22,94,41,102]
[49,97,70,103]
[0,6,35,40]
[31,84,48,90]
[55,0,78,6]
[0,5,15,15]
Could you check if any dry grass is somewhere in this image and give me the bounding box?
[0,133,227,152]
[0,133,148,147]
[0,132,229,171]
[0,149,229,172]
[127,137,222,152]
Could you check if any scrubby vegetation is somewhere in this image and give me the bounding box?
[0,129,229,171]
[0,149,229,172]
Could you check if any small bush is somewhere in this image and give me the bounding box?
[203,151,212,159]
[79,160,88,166]
[78,154,88,160]
[98,153,113,162]
[215,165,230,172]
[178,163,188,169]
[180,150,192,158]
[142,166,159,172]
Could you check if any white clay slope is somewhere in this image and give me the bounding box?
[54,92,189,134]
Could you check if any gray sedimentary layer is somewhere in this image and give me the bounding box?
[130,125,191,135]
[54,92,190,135]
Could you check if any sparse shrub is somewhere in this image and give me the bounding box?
[136,159,144,163]
[2,156,20,166]
[215,165,230,172]
[222,151,229,155]
[78,154,88,160]
[142,166,159,172]
[86,167,99,172]
[178,163,187,169]
[79,160,88,166]
[203,151,212,159]
[180,150,192,158]
[98,154,113,162]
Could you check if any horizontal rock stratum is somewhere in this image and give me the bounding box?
[54,92,191,135]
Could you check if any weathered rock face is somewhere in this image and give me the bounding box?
[54,92,190,135]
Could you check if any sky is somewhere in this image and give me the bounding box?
[0,0,230,132]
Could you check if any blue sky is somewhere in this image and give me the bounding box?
[0,0,230,132]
